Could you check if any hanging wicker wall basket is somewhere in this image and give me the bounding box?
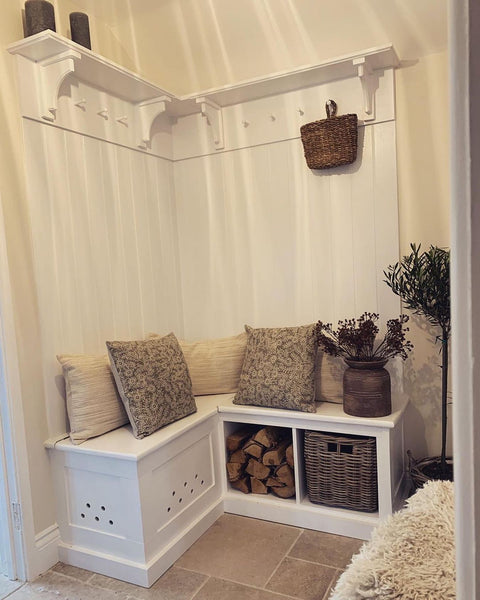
[300,100,358,170]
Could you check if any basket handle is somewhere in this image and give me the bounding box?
[325,99,337,119]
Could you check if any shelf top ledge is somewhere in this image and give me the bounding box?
[177,43,399,111]
[8,32,398,113]
[217,393,408,429]
[8,30,175,104]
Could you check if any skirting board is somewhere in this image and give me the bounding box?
[33,524,60,576]
[58,500,224,587]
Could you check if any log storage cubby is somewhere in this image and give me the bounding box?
[226,425,295,498]
[220,397,407,540]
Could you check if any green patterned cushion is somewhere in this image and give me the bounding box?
[106,334,197,439]
[233,324,317,413]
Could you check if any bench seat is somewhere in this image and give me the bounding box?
[47,393,408,588]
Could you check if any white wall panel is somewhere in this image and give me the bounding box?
[174,121,400,341]
[21,71,400,436]
[172,69,396,161]
[22,121,182,437]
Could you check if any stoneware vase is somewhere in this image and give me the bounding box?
[343,358,391,417]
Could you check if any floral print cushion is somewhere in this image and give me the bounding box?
[106,334,197,439]
[233,324,317,413]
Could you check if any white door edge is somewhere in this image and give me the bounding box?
[0,196,36,581]
[449,0,480,597]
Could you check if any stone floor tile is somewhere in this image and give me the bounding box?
[266,557,337,600]
[288,529,363,569]
[176,514,301,587]
[3,589,42,600]
[12,570,127,600]
[51,562,94,582]
[0,575,23,600]
[192,577,298,600]
[325,569,344,600]
[90,566,207,600]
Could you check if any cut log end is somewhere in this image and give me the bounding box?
[226,462,244,482]
[250,477,268,494]
[253,426,286,448]
[275,464,295,488]
[271,485,295,499]
[227,427,255,452]
[244,441,265,459]
[246,458,271,480]
[231,476,250,494]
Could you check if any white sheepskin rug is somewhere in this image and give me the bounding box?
[330,481,455,600]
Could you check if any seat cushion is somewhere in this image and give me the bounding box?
[57,353,129,445]
[148,332,247,396]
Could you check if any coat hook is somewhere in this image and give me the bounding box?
[116,115,128,126]
[297,108,304,116]
[74,98,87,109]
[269,114,276,121]
[97,108,108,120]
[242,120,250,128]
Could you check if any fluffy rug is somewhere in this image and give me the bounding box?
[330,481,455,600]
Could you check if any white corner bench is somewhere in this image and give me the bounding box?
[46,394,408,587]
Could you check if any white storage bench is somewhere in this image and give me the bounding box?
[46,394,408,587]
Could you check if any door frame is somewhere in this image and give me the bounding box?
[0,197,36,581]
[449,0,480,597]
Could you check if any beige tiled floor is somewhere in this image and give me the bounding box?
[1,515,363,600]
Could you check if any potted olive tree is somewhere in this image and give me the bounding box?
[384,243,452,484]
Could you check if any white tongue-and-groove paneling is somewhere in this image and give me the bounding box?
[173,68,395,161]
[23,120,182,437]
[21,58,400,437]
[174,120,400,341]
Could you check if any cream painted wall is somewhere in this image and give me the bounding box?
[0,0,56,542]
[0,0,130,544]
[76,0,447,96]
[0,0,449,551]
[395,51,451,457]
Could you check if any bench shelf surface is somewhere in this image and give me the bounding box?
[47,393,407,587]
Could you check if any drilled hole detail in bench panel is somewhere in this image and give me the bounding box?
[66,467,136,537]
[152,433,214,528]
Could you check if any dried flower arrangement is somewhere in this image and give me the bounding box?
[315,312,413,362]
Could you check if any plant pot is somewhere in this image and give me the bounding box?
[407,451,454,492]
[343,358,391,417]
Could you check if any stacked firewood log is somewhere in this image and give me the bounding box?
[226,425,295,498]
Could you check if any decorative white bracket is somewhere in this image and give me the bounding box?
[353,57,378,122]
[196,97,224,150]
[136,96,172,149]
[39,50,81,122]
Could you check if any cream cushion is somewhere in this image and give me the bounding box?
[315,352,344,404]
[57,354,129,445]
[148,332,247,396]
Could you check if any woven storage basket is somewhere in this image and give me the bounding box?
[304,431,378,512]
[300,100,358,169]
